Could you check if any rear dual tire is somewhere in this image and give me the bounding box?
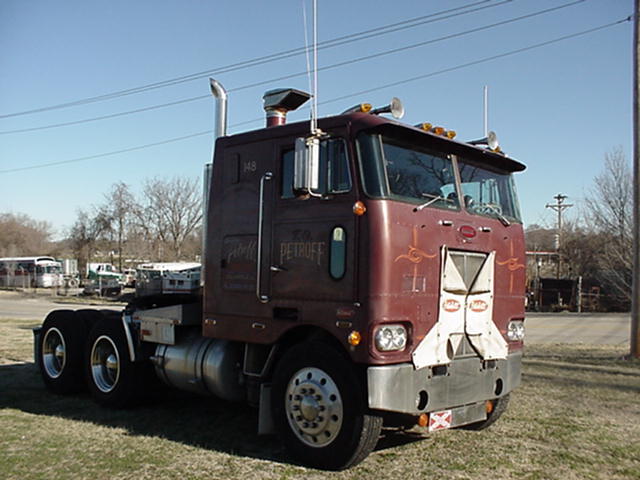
[85,317,149,408]
[38,310,87,394]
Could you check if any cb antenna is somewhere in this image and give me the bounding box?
[483,85,489,137]
[311,0,319,134]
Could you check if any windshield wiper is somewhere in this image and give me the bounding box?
[482,204,511,227]
[414,193,453,212]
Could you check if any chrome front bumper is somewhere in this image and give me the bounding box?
[367,351,522,415]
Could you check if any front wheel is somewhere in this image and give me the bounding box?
[271,342,382,470]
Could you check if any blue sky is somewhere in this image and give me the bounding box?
[0,0,633,238]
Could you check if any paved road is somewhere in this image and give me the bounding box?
[0,292,122,323]
[0,292,631,345]
[525,312,630,345]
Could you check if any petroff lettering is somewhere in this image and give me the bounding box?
[280,241,326,266]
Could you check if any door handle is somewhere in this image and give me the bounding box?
[256,172,272,303]
[270,265,287,272]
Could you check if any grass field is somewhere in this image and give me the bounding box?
[1,317,639,479]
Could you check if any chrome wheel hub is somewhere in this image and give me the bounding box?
[90,336,120,393]
[42,328,66,379]
[285,367,343,448]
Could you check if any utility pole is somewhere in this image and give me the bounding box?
[631,0,639,358]
[546,193,573,279]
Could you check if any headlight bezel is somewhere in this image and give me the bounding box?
[507,320,525,342]
[374,324,408,352]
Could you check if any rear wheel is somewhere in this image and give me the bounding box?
[38,310,87,393]
[272,342,382,470]
[463,394,510,430]
[86,317,145,408]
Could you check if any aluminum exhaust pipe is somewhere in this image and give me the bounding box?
[209,78,228,140]
[202,78,228,285]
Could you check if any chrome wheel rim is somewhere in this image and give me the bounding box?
[285,367,343,448]
[42,327,66,379]
[90,335,120,393]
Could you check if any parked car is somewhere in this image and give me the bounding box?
[121,268,137,288]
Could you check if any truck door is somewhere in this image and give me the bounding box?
[266,135,357,307]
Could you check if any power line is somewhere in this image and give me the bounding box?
[0,131,212,174]
[0,0,515,119]
[0,95,207,135]
[0,0,586,135]
[319,17,631,106]
[0,17,629,175]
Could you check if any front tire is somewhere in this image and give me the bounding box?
[38,310,87,394]
[271,342,382,470]
[86,317,145,408]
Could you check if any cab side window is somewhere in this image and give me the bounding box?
[280,138,351,199]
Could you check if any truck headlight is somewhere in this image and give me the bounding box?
[374,324,407,351]
[507,320,525,342]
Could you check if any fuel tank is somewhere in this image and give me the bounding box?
[153,330,245,402]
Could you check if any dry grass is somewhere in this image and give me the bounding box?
[1,317,639,480]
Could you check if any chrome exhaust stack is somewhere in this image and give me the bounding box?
[209,78,228,139]
[202,78,228,284]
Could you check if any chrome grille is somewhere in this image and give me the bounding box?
[448,250,488,292]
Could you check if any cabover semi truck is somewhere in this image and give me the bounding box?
[36,79,526,470]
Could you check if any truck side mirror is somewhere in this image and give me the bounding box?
[294,136,320,195]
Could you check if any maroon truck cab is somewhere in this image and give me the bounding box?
[204,114,524,354]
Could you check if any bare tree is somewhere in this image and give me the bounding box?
[0,213,53,257]
[68,208,111,274]
[101,182,134,271]
[525,224,556,252]
[132,176,202,260]
[583,148,633,304]
[560,223,607,280]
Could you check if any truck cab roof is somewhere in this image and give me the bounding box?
[217,112,525,173]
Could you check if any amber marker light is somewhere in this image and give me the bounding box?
[432,126,445,136]
[418,413,429,427]
[353,201,367,216]
[416,122,433,131]
[360,103,373,113]
[486,400,495,414]
[446,130,457,139]
[348,330,362,346]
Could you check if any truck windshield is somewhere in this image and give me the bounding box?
[357,130,522,222]
[457,159,522,223]
[357,132,459,210]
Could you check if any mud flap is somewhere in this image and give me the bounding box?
[465,251,507,360]
[258,383,275,435]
